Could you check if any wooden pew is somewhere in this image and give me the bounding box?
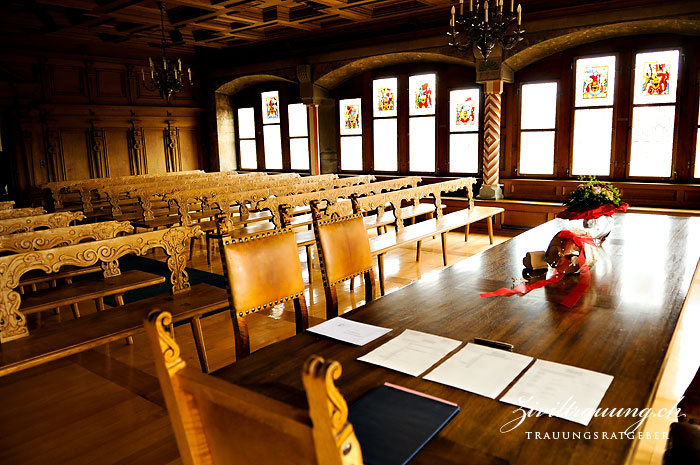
[44,170,205,210]
[0,211,85,235]
[0,200,15,210]
[0,207,46,219]
[77,171,268,216]
[0,220,132,254]
[129,172,301,226]
[0,224,230,376]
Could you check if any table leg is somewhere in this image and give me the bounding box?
[190,317,210,373]
[487,216,494,244]
[378,254,385,296]
[441,232,447,266]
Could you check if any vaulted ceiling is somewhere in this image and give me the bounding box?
[0,0,664,58]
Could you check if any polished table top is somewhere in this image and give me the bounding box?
[214,213,700,465]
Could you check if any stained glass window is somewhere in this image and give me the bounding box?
[572,55,616,176]
[288,103,309,170]
[237,107,257,169]
[373,78,397,118]
[633,50,679,105]
[519,82,557,175]
[339,98,363,170]
[629,49,679,178]
[575,56,616,107]
[409,74,436,116]
[449,88,480,173]
[261,91,281,124]
[373,77,398,171]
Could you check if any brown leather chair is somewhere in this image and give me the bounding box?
[145,310,363,465]
[313,213,375,319]
[218,227,308,359]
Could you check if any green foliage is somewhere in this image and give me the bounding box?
[564,176,623,210]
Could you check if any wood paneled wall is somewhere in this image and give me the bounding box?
[0,52,206,205]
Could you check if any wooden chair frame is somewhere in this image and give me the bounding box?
[145,310,362,465]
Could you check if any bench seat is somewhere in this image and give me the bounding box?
[20,269,165,316]
[0,282,229,377]
[369,206,504,295]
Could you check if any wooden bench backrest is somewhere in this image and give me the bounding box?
[349,178,476,231]
[145,310,362,465]
[0,211,85,236]
[0,207,46,219]
[0,225,201,342]
[44,170,206,209]
[0,221,133,254]
[174,175,373,227]
[135,173,304,221]
[266,176,422,228]
[0,201,15,211]
[78,171,262,214]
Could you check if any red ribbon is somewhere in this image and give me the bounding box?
[557,203,628,220]
[480,230,596,308]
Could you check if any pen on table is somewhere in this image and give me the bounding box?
[473,337,514,352]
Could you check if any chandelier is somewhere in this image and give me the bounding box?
[141,2,192,103]
[448,0,524,60]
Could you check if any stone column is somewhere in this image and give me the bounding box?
[479,80,503,199]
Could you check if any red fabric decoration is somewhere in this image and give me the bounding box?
[480,230,596,308]
[556,203,628,220]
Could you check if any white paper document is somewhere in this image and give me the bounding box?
[499,359,614,426]
[423,343,533,399]
[357,329,462,376]
[306,317,392,346]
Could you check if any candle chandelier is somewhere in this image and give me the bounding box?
[141,2,192,104]
[448,0,524,60]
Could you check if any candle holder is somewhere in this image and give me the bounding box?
[141,2,192,104]
[448,0,524,60]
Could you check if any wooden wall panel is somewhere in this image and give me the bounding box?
[104,128,132,177]
[96,70,127,99]
[144,128,167,174]
[178,128,201,171]
[59,129,91,181]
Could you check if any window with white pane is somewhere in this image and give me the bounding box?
[571,55,616,176]
[449,88,480,173]
[339,98,363,171]
[288,103,309,170]
[261,90,283,170]
[408,73,436,172]
[373,77,398,171]
[519,82,558,175]
[629,49,679,177]
[237,107,257,170]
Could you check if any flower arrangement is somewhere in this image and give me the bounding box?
[557,176,628,220]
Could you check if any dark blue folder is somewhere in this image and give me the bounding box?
[348,383,460,465]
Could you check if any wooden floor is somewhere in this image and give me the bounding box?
[0,225,697,465]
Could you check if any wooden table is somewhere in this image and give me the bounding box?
[213,213,700,465]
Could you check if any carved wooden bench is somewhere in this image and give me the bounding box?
[0,200,15,210]
[0,225,230,377]
[0,211,85,235]
[77,171,269,217]
[1,221,134,305]
[44,170,205,210]
[0,207,46,219]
